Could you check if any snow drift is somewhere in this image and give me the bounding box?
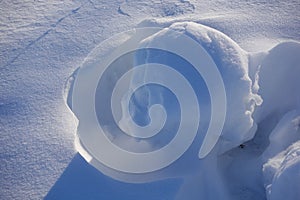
[1,0,299,199]
[69,20,300,200]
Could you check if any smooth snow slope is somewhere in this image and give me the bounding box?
[0,0,299,200]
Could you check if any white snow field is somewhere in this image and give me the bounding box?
[1,1,300,200]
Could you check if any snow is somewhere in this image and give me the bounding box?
[1,0,300,200]
[263,140,300,200]
[261,110,300,200]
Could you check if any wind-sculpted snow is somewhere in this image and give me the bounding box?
[68,21,300,199]
[65,21,268,199]
[1,1,300,200]
[263,139,300,200]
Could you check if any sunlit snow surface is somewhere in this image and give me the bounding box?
[1,1,300,200]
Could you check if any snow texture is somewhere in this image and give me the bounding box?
[0,0,300,200]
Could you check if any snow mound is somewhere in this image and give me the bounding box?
[70,21,261,196]
[67,17,300,199]
[2,0,300,199]
[262,110,300,160]
[261,110,300,200]
[137,21,262,153]
[263,140,300,200]
[255,42,300,200]
[254,42,300,122]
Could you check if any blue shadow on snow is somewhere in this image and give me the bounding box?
[45,153,182,200]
